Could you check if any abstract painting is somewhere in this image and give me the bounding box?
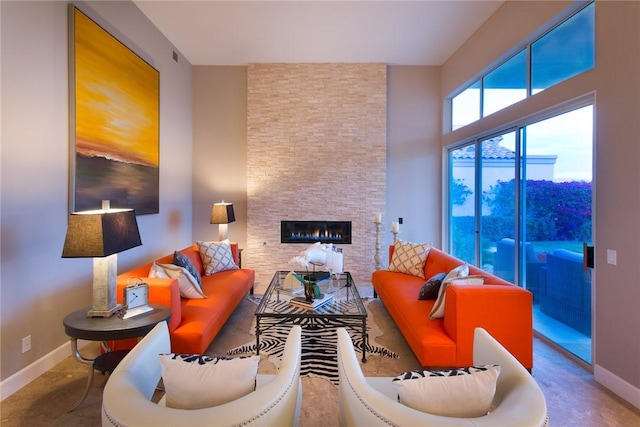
[70,6,159,214]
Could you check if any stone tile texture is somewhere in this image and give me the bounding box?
[246,63,387,287]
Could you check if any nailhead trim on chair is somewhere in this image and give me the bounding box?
[235,373,298,426]
[102,372,298,427]
[102,407,121,427]
[541,413,550,427]
[339,362,396,426]
[339,360,550,426]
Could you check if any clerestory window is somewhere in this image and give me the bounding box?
[450,2,594,132]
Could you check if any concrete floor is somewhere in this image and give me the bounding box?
[2,285,638,426]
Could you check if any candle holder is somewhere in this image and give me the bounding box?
[374,221,381,270]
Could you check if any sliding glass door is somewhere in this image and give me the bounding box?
[448,105,593,364]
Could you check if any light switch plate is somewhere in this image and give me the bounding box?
[607,249,617,265]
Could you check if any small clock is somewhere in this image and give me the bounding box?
[124,282,149,309]
[122,278,153,319]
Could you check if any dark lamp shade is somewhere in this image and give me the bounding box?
[210,203,235,225]
[62,209,142,258]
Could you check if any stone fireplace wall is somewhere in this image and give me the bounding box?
[246,63,387,287]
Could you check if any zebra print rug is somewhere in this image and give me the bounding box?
[227,296,398,385]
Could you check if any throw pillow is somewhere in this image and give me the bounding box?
[150,262,207,299]
[427,263,469,319]
[159,353,260,409]
[196,239,239,275]
[173,251,203,287]
[418,272,447,300]
[392,365,500,417]
[441,263,470,283]
[388,240,431,279]
[429,273,486,320]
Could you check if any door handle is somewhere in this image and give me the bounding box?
[583,242,594,270]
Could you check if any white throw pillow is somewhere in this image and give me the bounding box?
[388,240,432,279]
[428,263,481,320]
[150,262,206,299]
[392,365,500,417]
[159,354,260,409]
[441,263,470,283]
[196,239,239,275]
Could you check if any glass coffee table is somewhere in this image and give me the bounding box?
[255,271,369,362]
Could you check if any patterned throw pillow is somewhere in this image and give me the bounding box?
[173,251,203,287]
[392,365,500,417]
[418,272,447,300]
[150,262,206,299]
[159,353,260,409]
[196,239,239,275]
[388,240,431,279]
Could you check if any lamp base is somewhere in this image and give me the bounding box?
[87,303,122,318]
[86,255,121,318]
[218,223,229,241]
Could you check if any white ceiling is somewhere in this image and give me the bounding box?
[133,1,503,66]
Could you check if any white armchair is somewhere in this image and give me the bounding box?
[102,322,302,426]
[337,327,548,427]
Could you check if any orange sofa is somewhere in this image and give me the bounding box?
[372,246,533,369]
[115,243,255,354]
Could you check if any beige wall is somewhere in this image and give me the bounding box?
[192,67,248,248]
[387,66,442,247]
[0,0,193,386]
[442,0,640,406]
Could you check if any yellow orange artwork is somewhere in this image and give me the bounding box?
[72,7,159,214]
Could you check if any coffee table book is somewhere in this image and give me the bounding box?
[290,293,334,310]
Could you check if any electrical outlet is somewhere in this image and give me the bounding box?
[22,335,31,353]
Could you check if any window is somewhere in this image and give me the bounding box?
[451,81,480,131]
[447,103,594,363]
[531,2,595,93]
[483,49,527,117]
[450,2,594,131]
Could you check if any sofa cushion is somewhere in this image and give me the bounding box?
[392,365,500,417]
[197,239,239,275]
[173,251,203,287]
[150,262,206,299]
[418,272,447,300]
[388,240,431,279]
[159,353,260,409]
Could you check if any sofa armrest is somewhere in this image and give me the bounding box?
[444,285,533,369]
[230,242,240,266]
[116,277,181,332]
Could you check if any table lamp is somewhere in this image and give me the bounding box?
[210,201,235,241]
[62,200,142,317]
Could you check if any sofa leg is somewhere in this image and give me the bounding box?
[250,285,254,295]
[373,288,377,298]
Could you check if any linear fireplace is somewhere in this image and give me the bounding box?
[281,221,352,244]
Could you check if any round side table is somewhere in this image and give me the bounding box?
[62,304,171,411]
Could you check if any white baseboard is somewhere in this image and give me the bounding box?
[0,340,89,401]
[594,364,640,410]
